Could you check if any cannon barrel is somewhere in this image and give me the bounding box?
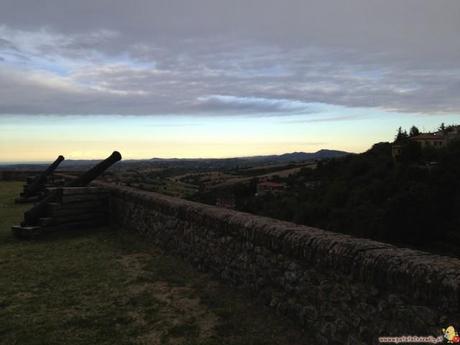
[68,151,121,187]
[22,151,121,226]
[23,155,65,198]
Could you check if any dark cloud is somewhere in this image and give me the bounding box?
[0,0,459,116]
[281,115,364,124]
[0,38,18,50]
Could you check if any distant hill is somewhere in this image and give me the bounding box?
[0,149,350,170]
[265,149,350,163]
[149,149,350,164]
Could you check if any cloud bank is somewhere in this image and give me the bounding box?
[0,0,460,116]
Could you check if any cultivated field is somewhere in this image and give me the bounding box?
[0,181,310,345]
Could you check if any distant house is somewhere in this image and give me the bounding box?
[444,125,460,140]
[410,133,446,148]
[256,181,286,194]
[392,125,460,159]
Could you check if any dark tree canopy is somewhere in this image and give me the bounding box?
[395,127,409,142]
[213,137,460,252]
[409,126,420,137]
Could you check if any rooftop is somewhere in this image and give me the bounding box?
[411,133,445,140]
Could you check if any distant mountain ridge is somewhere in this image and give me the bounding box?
[252,149,350,163]
[0,149,351,170]
[149,149,350,163]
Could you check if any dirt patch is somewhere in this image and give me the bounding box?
[118,252,219,344]
[14,291,34,300]
[118,253,153,278]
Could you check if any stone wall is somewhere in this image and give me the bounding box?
[87,183,460,343]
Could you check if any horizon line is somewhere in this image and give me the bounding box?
[0,148,358,165]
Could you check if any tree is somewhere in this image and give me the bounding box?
[439,122,446,133]
[409,126,420,137]
[395,127,408,142]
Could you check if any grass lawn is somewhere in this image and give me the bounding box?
[0,181,311,345]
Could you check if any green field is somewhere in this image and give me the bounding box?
[0,181,310,345]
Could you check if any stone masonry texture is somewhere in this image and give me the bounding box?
[96,183,460,345]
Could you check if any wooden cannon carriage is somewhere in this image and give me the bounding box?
[12,151,122,239]
[15,155,65,203]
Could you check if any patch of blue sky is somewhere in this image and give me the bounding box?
[103,52,156,70]
[0,49,71,76]
[1,44,156,79]
[31,59,71,76]
[0,49,28,64]
[352,68,386,80]
[234,64,291,78]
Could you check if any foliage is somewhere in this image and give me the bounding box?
[395,127,409,142]
[237,139,460,250]
[409,126,420,137]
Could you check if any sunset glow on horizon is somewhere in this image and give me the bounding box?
[2,111,460,163]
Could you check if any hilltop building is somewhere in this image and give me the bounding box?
[392,125,460,159]
[410,133,446,148]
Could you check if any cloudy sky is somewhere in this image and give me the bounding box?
[1,0,460,162]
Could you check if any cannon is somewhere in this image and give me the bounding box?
[67,151,122,187]
[16,155,65,203]
[20,151,122,228]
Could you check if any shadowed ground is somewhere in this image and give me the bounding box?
[0,181,311,345]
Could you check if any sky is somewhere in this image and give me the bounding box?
[1,0,460,162]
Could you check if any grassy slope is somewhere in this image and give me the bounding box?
[0,181,310,345]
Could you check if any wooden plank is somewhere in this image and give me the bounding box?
[48,205,108,217]
[47,199,107,212]
[26,176,36,183]
[46,187,108,195]
[11,225,42,239]
[15,195,40,204]
[39,212,108,226]
[40,219,108,234]
[61,193,109,204]
[12,219,108,238]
